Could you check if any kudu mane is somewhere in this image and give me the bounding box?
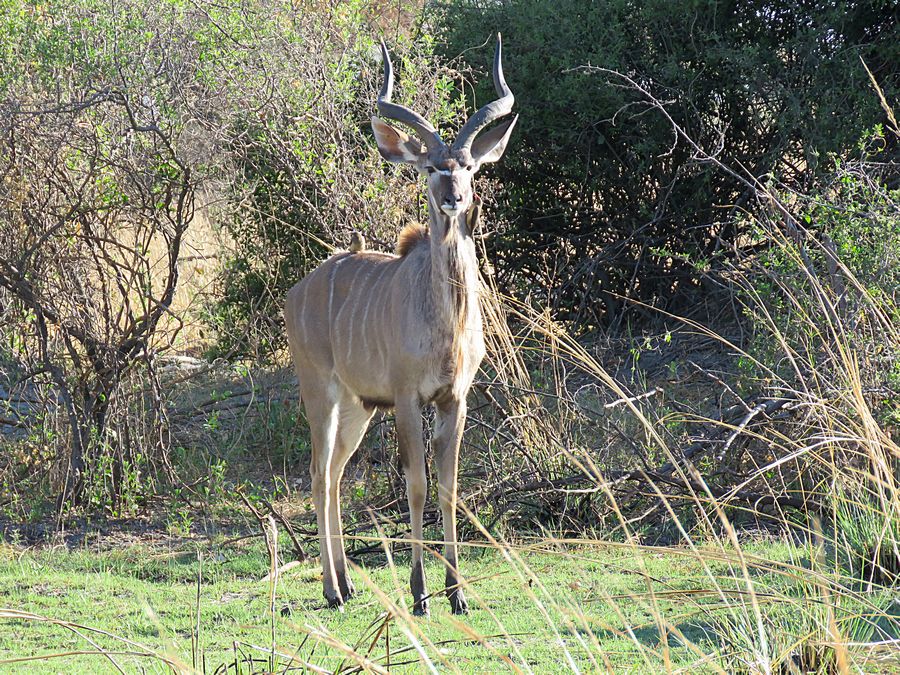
[395,222,428,257]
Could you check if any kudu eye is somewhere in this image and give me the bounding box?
[465,164,474,172]
[425,166,436,174]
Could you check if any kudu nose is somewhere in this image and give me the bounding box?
[444,194,462,207]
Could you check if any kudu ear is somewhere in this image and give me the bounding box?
[371,116,425,164]
[471,115,518,166]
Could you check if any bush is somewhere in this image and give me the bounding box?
[743,130,899,400]
[0,0,204,510]
[203,7,464,359]
[432,0,899,326]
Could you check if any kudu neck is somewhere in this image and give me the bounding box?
[426,205,479,332]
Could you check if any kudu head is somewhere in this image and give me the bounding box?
[371,36,517,224]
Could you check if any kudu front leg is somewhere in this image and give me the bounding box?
[435,397,468,614]
[395,397,429,615]
[306,387,373,609]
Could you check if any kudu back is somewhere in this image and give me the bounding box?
[284,36,517,615]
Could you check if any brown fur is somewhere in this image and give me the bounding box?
[287,36,514,617]
[396,223,428,256]
[445,245,468,379]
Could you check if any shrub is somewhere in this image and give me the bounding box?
[742,130,899,410]
[0,0,204,510]
[203,7,464,359]
[432,0,899,326]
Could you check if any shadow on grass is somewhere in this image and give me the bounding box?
[583,621,718,650]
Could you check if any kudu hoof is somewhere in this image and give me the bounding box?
[339,579,357,600]
[449,591,469,615]
[412,598,430,617]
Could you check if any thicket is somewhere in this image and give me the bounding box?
[465,143,900,538]
[0,0,454,510]
[1,2,899,671]
[0,0,204,510]
[0,0,897,551]
[434,0,899,326]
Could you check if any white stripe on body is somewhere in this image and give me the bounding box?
[336,263,364,365]
[296,280,310,346]
[375,262,395,374]
[366,265,390,371]
[361,262,390,364]
[347,264,375,365]
[327,257,350,331]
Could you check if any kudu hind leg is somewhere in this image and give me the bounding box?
[326,396,375,601]
[304,387,345,608]
[435,398,468,614]
[395,396,429,615]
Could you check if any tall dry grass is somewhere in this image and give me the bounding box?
[4,157,897,673]
[2,46,898,674]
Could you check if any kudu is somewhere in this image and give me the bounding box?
[284,36,516,615]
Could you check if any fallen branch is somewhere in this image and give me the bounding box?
[636,394,797,479]
[481,394,808,520]
[259,498,308,563]
[604,387,662,409]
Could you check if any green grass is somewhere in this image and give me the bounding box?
[3,531,886,673]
